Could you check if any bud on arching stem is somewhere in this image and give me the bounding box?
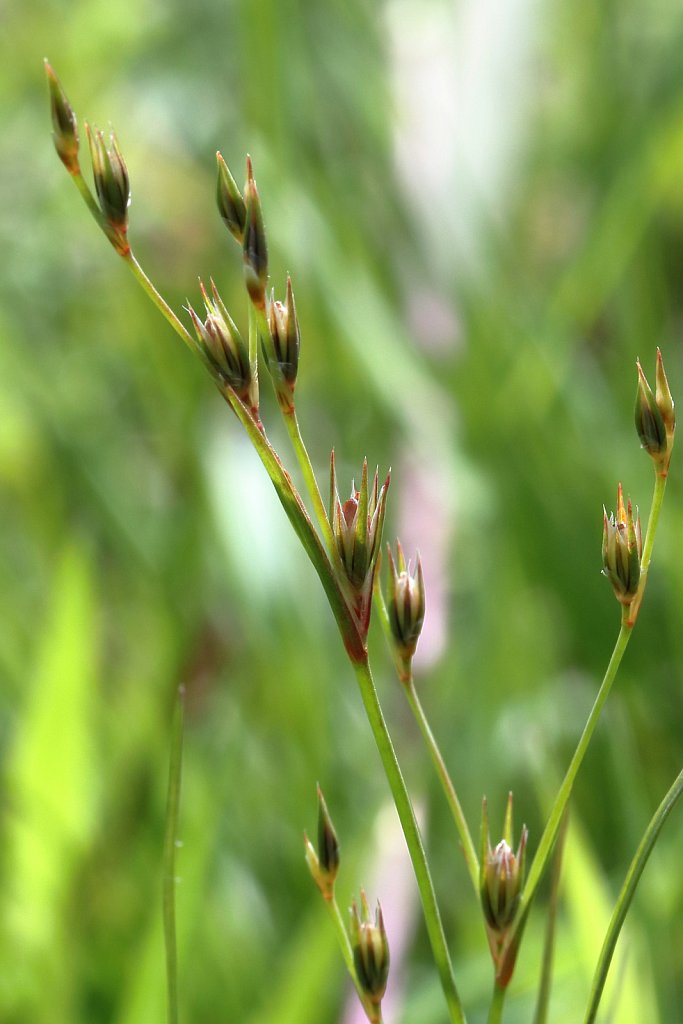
[635,350,675,473]
[45,60,79,174]
[349,890,390,1015]
[86,122,131,253]
[304,785,340,900]
[480,794,527,987]
[242,156,268,310]
[186,279,256,412]
[329,453,390,639]
[601,483,642,609]
[385,541,426,674]
[216,151,247,243]
[265,276,301,412]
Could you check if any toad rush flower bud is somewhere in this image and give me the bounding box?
[187,279,253,405]
[602,483,642,606]
[242,156,268,310]
[216,151,247,244]
[635,350,675,472]
[330,454,390,595]
[304,785,340,900]
[479,794,527,984]
[386,541,425,665]
[45,61,79,174]
[350,891,390,1010]
[265,276,300,411]
[86,123,131,247]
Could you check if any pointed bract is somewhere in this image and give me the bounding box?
[242,156,268,309]
[45,61,79,173]
[216,152,247,243]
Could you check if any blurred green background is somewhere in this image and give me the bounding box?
[2,0,683,1021]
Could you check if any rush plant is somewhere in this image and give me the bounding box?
[47,62,680,1024]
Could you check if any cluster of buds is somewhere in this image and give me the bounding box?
[330,453,390,635]
[217,154,301,413]
[186,279,255,411]
[635,350,675,473]
[602,483,642,608]
[480,795,527,986]
[264,277,300,412]
[45,62,130,253]
[349,891,390,1018]
[304,785,340,901]
[385,542,425,673]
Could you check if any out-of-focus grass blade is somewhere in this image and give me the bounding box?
[560,818,658,1024]
[2,544,98,1018]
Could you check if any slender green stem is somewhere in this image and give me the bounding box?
[328,895,357,987]
[404,677,479,894]
[247,303,261,408]
[583,767,683,1024]
[352,657,467,1024]
[624,469,668,627]
[532,807,569,1024]
[509,464,669,954]
[513,622,631,937]
[283,409,336,554]
[373,583,479,894]
[71,167,106,226]
[123,250,197,354]
[163,685,185,1024]
[487,981,506,1024]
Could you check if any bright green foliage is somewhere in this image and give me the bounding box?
[2,1,683,1022]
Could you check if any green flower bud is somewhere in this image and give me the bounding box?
[635,351,675,471]
[349,891,390,1008]
[264,276,300,411]
[216,151,246,243]
[242,156,268,310]
[86,123,131,244]
[330,453,390,596]
[304,785,340,900]
[480,794,527,935]
[602,483,642,606]
[386,541,425,665]
[187,279,252,403]
[45,61,79,174]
